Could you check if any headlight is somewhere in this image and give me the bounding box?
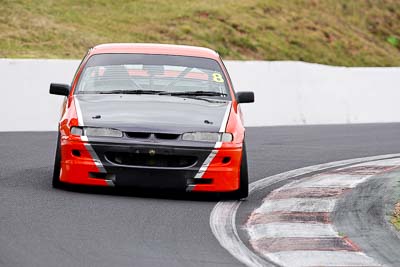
[70,126,123,138]
[182,132,233,142]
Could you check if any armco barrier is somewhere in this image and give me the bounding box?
[1,59,399,131]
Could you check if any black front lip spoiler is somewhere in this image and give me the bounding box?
[88,142,214,189]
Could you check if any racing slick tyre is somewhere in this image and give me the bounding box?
[52,132,63,188]
[231,142,249,199]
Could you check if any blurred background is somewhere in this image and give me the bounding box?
[1,0,399,66]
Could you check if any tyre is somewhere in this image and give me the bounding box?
[52,132,63,188]
[231,142,249,199]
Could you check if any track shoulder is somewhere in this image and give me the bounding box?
[333,168,400,266]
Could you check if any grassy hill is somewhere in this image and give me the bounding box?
[1,0,399,66]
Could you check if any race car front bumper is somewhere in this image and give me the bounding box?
[59,138,242,192]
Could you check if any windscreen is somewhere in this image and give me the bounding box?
[75,53,230,99]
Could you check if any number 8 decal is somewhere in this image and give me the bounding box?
[212,73,224,83]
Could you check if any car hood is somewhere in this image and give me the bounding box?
[75,94,231,134]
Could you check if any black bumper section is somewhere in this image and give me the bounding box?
[113,168,194,189]
[90,142,213,190]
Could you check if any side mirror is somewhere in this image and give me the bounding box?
[50,83,70,96]
[236,91,254,104]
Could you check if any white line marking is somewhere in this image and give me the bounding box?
[287,173,369,188]
[265,251,381,267]
[194,150,218,179]
[74,95,84,126]
[84,143,106,173]
[210,201,268,267]
[255,198,336,213]
[219,102,232,132]
[352,157,400,166]
[74,96,111,185]
[247,222,337,239]
[192,102,232,181]
[209,153,400,267]
[105,180,114,186]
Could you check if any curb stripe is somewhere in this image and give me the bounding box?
[245,160,400,266]
[287,173,371,188]
[210,153,400,267]
[265,251,381,267]
[325,165,398,175]
[266,187,350,200]
[255,198,337,213]
[247,222,337,239]
[246,212,331,225]
[250,237,360,252]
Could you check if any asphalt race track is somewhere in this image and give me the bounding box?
[1,123,400,267]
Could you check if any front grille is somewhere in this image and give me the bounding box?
[105,151,197,168]
[154,133,180,140]
[125,132,180,140]
[126,132,151,139]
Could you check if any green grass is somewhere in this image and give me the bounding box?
[1,0,399,66]
[391,202,400,230]
[391,216,400,230]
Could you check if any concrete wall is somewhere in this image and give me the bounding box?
[1,59,78,131]
[1,59,399,131]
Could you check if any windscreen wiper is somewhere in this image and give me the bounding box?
[98,89,167,95]
[160,91,227,96]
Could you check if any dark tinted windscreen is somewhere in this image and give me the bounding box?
[75,53,229,98]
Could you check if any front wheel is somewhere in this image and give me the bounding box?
[52,132,63,188]
[231,142,249,199]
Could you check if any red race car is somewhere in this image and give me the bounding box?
[50,43,254,198]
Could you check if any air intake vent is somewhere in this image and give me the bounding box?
[154,133,180,140]
[125,132,180,140]
[105,152,197,168]
[126,132,151,139]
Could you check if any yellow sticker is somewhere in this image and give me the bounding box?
[212,72,224,83]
